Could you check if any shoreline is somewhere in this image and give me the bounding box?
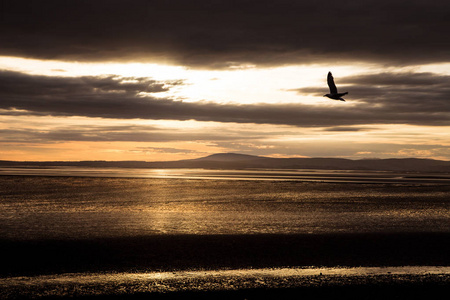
[2,169,450,185]
[2,267,449,299]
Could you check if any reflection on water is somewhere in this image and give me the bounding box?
[1,175,449,239]
[1,167,450,183]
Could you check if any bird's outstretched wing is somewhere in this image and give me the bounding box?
[327,72,337,94]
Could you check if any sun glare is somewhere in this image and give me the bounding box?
[0,55,376,105]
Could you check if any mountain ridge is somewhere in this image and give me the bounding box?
[1,153,450,173]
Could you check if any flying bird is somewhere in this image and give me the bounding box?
[324,72,348,101]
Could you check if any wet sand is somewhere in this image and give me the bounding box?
[2,267,450,299]
[1,175,449,298]
[2,176,449,239]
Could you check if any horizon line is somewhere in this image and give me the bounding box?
[1,152,448,163]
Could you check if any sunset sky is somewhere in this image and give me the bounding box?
[1,0,449,161]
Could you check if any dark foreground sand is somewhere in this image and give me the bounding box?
[1,233,450,299]
[2,271,449,300]
[2,233,449,277]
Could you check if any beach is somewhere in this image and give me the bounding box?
[1,173,449,298]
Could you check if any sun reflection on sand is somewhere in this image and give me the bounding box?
[2,266,449,299]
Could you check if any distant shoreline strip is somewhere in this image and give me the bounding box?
[1,167,450,184]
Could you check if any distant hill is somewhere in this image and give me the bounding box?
[1,153,450,173]
[194,153,267,162]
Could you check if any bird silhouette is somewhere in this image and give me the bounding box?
[324,72,348,101]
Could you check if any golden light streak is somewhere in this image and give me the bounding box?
[0,55,374,105]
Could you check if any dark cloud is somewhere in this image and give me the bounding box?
[341,72,450,87]
[0,125,265,143]
[296,72,450,115]
[1,70,449,127]
[321,127,376,132]
[211,140,450,160]
[1,0,449,68]
[0,71,180,96]
[131,147,204,155]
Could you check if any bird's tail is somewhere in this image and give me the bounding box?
[343,92,348,95]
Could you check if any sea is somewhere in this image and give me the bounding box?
[1,167,450,239]
[1,167,449,298]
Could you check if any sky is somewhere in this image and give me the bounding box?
[1,0,449,161]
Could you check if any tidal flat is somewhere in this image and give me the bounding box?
[1,174,449,298]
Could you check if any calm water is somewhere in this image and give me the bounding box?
[1,171,449,240]
[2,167,450,183]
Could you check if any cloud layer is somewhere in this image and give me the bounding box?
[1,70,449,127]
[2,0,449,68]
[298,72,450,115]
